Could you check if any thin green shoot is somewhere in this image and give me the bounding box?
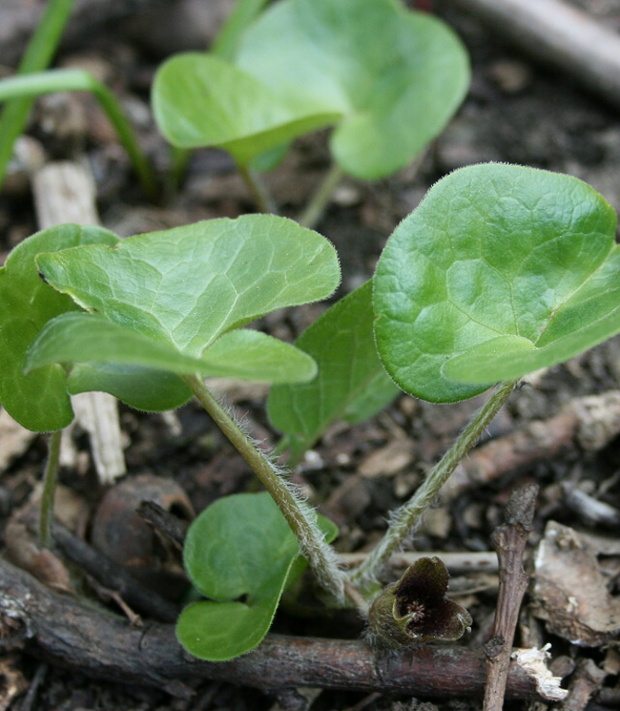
[238,164,278,214]
[39,429,62,549]
[298,163,344,229]
[0,0,77,189]
[0,69,156,199]
[211,0,271,60]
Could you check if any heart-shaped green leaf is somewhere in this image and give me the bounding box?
[235,0,470,179]
[152,0,469,179]
[177,492,337,661]
[268,281,399,461]
[29,215,338,408]
[152,53,340,167]
[374,163,619,403]
[0,224,119,431]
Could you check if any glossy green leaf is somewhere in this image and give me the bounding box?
[199,329,317,383]
[67,362,192,412]
[0,224,118,431]
[152,53,339,167]
[374,163,619,403]
[177,492,337,661]
[30,215,339,397]
[27,312,212,373]
[235,0,470,179]
[27,314,317,388]
[268,281,399,460]
[23,312,196,411]
[153,0,469,178]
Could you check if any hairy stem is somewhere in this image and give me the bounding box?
[183,374,347,604]
[238,165,278,214]
[39,429,62,549]
[349,380,518,594]
[298,163,344,230]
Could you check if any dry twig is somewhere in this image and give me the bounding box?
[0,557,546,701]
[435,0,620,111]
[483,482,538,711]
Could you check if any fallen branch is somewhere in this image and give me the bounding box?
[0,557,551,701]
[52,522,180,623]
[435,0,620,111]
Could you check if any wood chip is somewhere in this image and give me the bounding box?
[358,439,413,478]
[0,409,36,471]
[531,521,620,646]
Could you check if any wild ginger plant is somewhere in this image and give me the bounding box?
[7,162,619,660]
[152,0,470,222]
[0,224,120,546]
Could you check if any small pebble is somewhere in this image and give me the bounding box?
[488,59,533,94]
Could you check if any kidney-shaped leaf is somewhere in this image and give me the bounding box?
[178,492,337,661]
[152,53,340,167]
[235,0,469,179]
[32,215,339,392]
[0,224,119,431]
[268,281,399,461]
[374,163,619,403]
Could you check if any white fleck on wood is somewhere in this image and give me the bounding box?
[512,646,569,701]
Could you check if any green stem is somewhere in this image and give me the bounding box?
[298,163,344,229]
[39,429,62,549]
[349,380,518,595]
[169,145,191,192]
[211,0,271,60]
[0,69,156,199]
[238,164,278,214]
[183,374,347,603]
[0,0,77,190]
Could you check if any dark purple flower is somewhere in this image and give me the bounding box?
[366,556,473,649]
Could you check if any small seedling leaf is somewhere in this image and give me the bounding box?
[235,0,470,179]
[268,281,399,460]
[31,215,339,396]
[374,163,619,402]
[178,492,337,661]
[152,53,339,167]
[0,225,118,431]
